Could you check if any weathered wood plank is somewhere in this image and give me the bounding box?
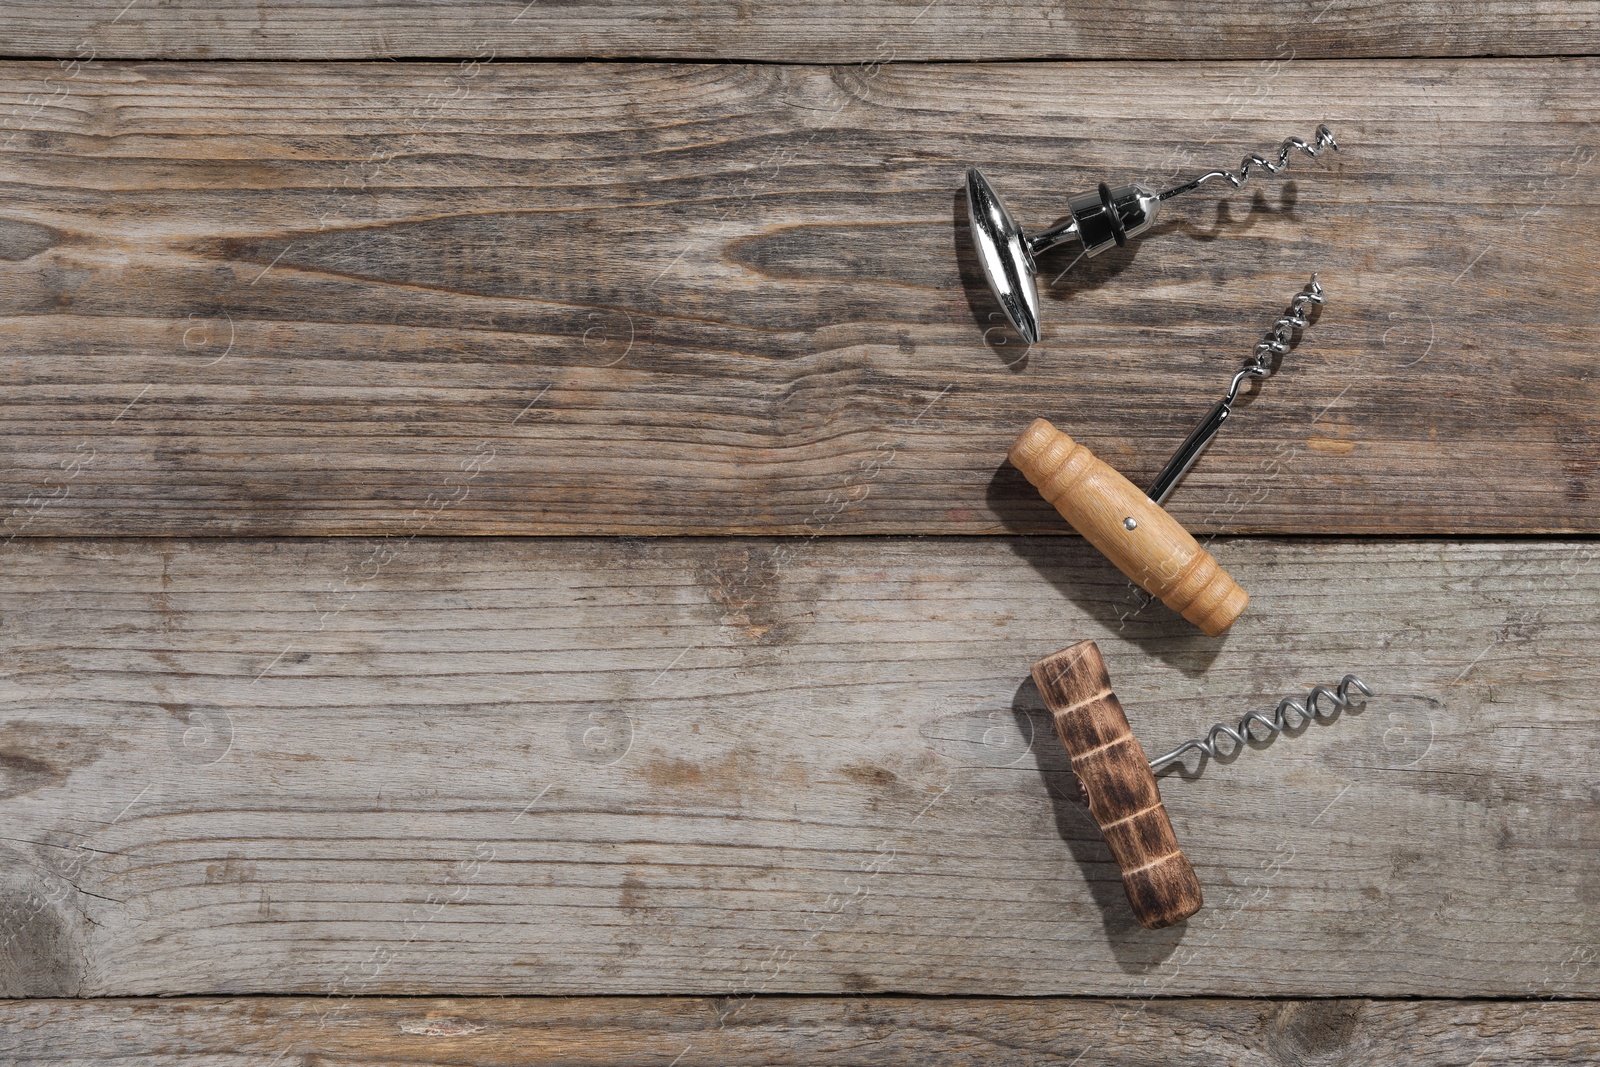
[3,995,1598,1065]
[3,2,1599,61]
[0,536,1595,997]
[2,60,1596,538]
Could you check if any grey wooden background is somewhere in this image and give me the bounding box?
[0,2,1597,1063]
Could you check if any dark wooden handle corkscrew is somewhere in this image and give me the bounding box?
[1031,640,1203,929]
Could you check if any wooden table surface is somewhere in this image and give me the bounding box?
[1,3,1596,1063]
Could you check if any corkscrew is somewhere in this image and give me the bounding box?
[1146,673,1370,771]
[966,125,1337,343]
[1009,277,1323,635]
[1147,274,1322,505]
[1030,639,1372,928]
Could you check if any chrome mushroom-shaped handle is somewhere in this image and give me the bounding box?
[966,170,1160,344]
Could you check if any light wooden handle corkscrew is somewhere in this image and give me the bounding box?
[1031,640,1203,929]
[1009,418,1248,636]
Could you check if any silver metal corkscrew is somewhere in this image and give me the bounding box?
[1145,274,1324,505]
[965,125,1338,343]
[1147,674,1372,772]
[1154,126,1340,201]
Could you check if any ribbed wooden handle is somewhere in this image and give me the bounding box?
[1031,640,1203,929]
[1009,418,1248,637]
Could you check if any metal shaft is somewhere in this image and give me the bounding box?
[1147,397,1230,507]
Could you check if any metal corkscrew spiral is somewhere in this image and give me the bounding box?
[1157,125,1339,202]
[1148,675,1373,772]
[1247,273,1324,374]
[1145,274,1325,505]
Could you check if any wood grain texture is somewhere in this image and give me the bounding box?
[0,536,1596,997]
[1012,419,1247,634]
[1031,640,1202,929]
[1,59,1598,537]
[3,995,1599,1065]
[2,1,1599,61]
